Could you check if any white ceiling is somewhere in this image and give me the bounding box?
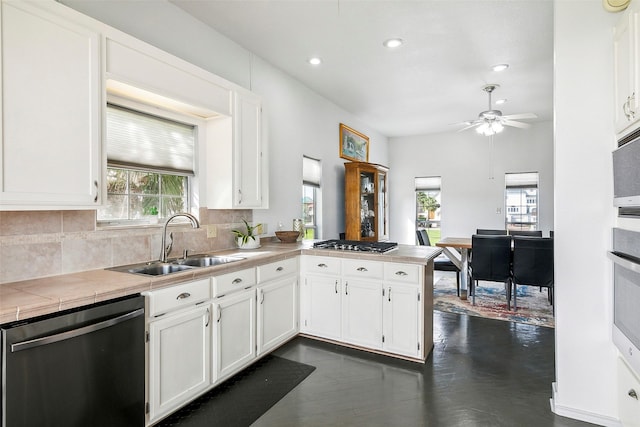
[170,0,554,138]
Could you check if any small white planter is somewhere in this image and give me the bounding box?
[237,236,260,249]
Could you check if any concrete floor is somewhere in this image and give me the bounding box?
[252,311,595,427]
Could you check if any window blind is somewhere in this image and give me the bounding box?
[505,172,538,188]
[303,156,322,188]
[415,176,441,191]
[106,104,195,175]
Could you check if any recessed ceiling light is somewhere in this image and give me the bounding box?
[495,98,507,105]
[308,57,322,65]
[491,63,509,72]
[383,38,403,48]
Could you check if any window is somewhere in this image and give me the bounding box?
[98,103,196,225]
[505,172,538,231]
[302,156,321,239]
[415,176,442,244]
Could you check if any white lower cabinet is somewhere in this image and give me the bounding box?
[342,279,383,349]
[213,286,256,383]
[618,356,640,427]
[302,274,342,340]
[382,262,423,359]
[144,279,212,425]
[257,274,298,356]
[382,283,420,358]
[300,255,426,360]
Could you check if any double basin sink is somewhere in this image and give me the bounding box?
[112,255,245,276]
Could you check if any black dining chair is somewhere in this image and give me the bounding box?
[469,234,513,308]
[509,230,542,237]
[416,229,461,295]
[511,236,554,312]
[476,229,508,235]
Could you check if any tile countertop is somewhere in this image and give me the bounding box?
[0,241,441,324]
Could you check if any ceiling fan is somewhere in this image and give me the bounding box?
[457,84,537,136]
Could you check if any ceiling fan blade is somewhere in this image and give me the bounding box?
[457,122,481,132]
[502,119,531,129]
[501,112,537,120]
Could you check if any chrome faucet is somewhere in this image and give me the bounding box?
[160,213,200,262]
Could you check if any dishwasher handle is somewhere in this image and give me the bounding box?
[10,308,144,353]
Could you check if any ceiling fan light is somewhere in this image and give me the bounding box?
[308,57,322,65]
[491,63,509,72]
[383,38,403,48]
[493,122,504,133]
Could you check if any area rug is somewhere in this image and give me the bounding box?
[158,354,316,427]
[433,274,555,328]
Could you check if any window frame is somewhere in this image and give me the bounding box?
[98,95,204,228]
[302,155,322,240]
[504,172,539,231]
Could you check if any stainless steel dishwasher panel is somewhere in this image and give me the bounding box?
[1,294,145,427]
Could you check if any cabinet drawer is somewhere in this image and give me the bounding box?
[146,278,211,317]
[257,258,298,283]
[302,256,341,275]
[342,259,383,279]
[384,263,422,284]
[212,268,256,297]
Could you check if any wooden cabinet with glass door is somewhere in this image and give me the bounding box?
[344,162,389,241]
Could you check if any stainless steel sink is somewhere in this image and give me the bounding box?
[127,263,196,276]
[109,254,244,276]
[176,255,245,267]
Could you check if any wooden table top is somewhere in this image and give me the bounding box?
[436,237,472,249]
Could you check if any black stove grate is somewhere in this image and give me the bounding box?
[312,239,398,253]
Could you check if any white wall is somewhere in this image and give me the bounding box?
[388,121,554,244]
[62,0,389,240]
[552,1,619,425]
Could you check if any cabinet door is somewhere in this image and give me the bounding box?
[301,275,342,341]
[148,304,211,422]
[341,279,383,349]
[233,91,265,208]
[614,7,640,135]
[1,1,101,208]
[214,288,256,381]
[382,283,421,358]
[257,276,298,356]
[618,357,640,427]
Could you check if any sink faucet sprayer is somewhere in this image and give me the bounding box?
[160,213,200,262]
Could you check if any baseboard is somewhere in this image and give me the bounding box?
[550,382,622,427]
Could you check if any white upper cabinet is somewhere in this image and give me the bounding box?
[614,4,640,135]
[104,38,232,117]
[207,90,268,209]
[0,0,101,209]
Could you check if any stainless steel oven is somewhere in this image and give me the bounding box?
[1,294,145,427]
[609,228,640,375]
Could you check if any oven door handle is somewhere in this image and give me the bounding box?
[10,308,144,353]
[608,251,640,274]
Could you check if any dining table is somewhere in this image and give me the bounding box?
[435,237,472,299]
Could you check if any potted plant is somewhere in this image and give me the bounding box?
[231,219,262,249]
[417,193,440,220]
[143,206,159,224]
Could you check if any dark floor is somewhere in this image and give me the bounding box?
[250,311,595,427]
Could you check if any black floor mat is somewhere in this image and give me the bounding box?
[157,355,316,427]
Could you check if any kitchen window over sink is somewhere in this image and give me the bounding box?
[98,102,198,226]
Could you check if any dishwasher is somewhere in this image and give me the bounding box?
[1,294,145,427]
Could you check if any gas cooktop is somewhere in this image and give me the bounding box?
[312,239,398,253]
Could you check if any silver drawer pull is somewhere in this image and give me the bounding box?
[276,266,284,272]
[176,292,191,300]
[318,263,328,268]
[395,271,408,276]
[629,389,638,400]
[357,267,368,272]
[232,278,243,284]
